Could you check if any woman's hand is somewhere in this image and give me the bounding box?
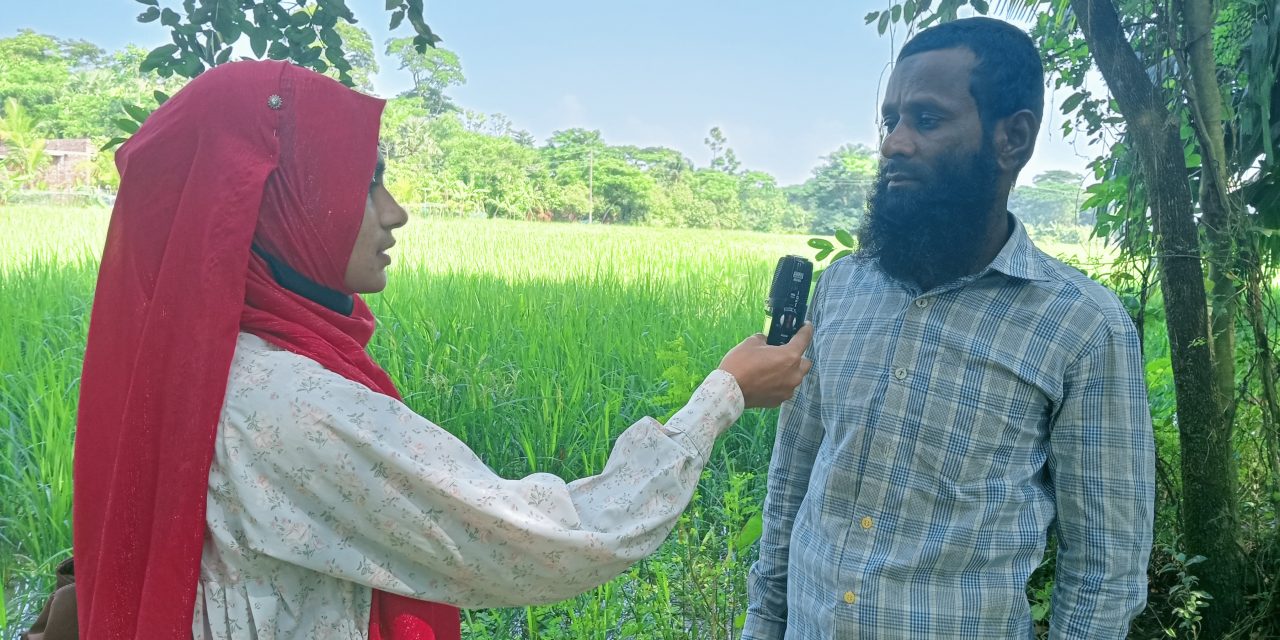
[718,323,814,408]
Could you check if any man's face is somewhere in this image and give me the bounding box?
[859,47,1002,289]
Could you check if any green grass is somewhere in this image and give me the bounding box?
[3,205,1275,639]
[0,205,811,638]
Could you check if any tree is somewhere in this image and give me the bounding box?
[54,44,183,139]
[791,144,878,235]
[332,22,377,93]
[621,146,693,186]
[102,0,442,151]
[0,31,77,130]
[1008,171,1086,228]
[130,0,440,87]
[704,126,741,174]
[385,38,464,116]
[739,170,807,232]
[0,97,49,190]
[690,169,744,229]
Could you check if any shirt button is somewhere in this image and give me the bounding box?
[844,591,858,604]
[915,298,929,308]
[861,516,874,529]
[893,367,908,380]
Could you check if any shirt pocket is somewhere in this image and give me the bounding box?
[910,349,1050,488]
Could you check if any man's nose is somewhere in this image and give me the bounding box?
[880,124,915,159]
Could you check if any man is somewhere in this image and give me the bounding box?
[742,17,1154,639]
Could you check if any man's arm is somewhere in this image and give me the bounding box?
[1048,320,1155,639]
[742,276,829,639]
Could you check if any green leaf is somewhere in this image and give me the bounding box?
[833,249,853,262]
[1061,91,1087,114]
[250,32,267,58]
[139,44,179,73]
[971,0,990,13]
[316,0,355,21]
[114,118,140,134]
[135,0,159,5]
[215,16,243,44]
[320,27,343,50]
[385,0,399,9]
[122,103,151,123]
[903,0,918,22]
[215,47,233,65]
[153,90,170,105]
[835,228,855,248]
[137,6,161,22]
[389,9,405,31]
[100,137,128,151]
[178,53,202,77]
[734,513,763,552]
[289,11,311,27]
[808,237,834,251]
[891,4,902,23]
[878,11,891,34]
[267,41,290,60]
[160,7,181,27]
[815,247,833,261]
[865,10,880,24]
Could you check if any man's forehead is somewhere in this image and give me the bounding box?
[882,47,978,110]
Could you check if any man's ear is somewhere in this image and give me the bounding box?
[994,109,1038,176]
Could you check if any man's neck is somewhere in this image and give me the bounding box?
[914,207,1011,292]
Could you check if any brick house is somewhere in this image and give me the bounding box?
[0,138,96,189]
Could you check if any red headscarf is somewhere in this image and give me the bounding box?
[74,60,459,640]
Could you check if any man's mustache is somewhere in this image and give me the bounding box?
[876,160,931,190]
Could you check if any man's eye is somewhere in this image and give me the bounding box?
[918,115,941,130]
[880,118,898,133]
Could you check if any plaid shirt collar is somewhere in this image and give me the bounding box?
[869,213,1053,292]
[984,214,1053,283]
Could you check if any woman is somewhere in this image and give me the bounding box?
[72,60,811,640]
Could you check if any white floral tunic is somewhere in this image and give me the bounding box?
[192,332,744,639]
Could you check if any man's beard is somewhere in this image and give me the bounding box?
[858,138,1001,289]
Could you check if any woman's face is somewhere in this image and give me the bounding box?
[344,180,408,293]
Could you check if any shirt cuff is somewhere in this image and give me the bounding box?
[740,614,787,640]
[657,369,745,458]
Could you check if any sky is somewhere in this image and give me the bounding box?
[3,0,1105,186]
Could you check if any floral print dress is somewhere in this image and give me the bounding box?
[192,333,744,639]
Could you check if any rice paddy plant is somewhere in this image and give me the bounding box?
[0,205,812,637]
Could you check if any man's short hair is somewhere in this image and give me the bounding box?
[898,17,1045,129]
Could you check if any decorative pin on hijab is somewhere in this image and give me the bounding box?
[267,94,283,110]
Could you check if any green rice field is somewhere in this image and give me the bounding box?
[0,204,824,638]
[0,205,1127,638]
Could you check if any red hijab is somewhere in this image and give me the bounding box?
[74,60,460,640]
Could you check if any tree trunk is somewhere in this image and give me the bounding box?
[1070,0,1245,634]
[1178,0,1239,429]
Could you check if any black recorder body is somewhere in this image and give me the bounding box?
[765,255,813,346]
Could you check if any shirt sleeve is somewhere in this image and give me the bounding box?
[741,273,829,640]
[1047,320,1155,639]
[212,351,743,609]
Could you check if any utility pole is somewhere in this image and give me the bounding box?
[587,147,594,224]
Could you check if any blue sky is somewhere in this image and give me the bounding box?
[4,1,1102,186]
